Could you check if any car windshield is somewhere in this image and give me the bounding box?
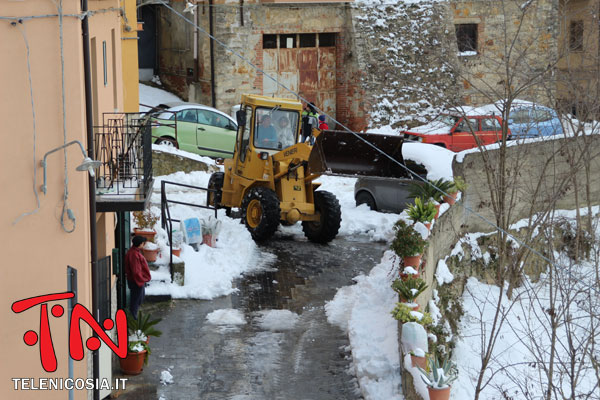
[254,108,299,150]
[438,115,458,126]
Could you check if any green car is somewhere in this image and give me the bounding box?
[150,102,238,158]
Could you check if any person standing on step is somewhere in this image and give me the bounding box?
[125,235,151,319]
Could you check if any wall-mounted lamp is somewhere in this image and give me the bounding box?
[41,140,101,195]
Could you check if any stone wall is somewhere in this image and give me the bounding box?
[152,149,219,177]
[350,0,461,129]
[403,134,600,399]
[451,0,560,105]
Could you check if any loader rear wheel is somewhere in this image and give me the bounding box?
[242,187,280,241]
[302,191,341,244]
[207,172,224,207]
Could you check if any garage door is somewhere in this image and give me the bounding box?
[262,33,336,121]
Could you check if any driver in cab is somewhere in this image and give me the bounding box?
[257,114,278,148]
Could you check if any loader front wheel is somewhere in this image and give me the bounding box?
[242,187,280,241]
[302,191,341,244]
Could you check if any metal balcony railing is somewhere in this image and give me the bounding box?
[94,112,155,212]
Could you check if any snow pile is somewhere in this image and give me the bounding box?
[325,251,402,400]
[316,176,400,241]
[255,310,299,331]
[206,309,246,326]
[402,142,455,180]
[160,370,174,385]
[435,258,454,285]
[139,83,182,112]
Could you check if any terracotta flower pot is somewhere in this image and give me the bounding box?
[402,302,420,311]
[403,254,422,267]
[119,350,147,375]
[142,247,159,262]
[424,222,431,231]
[172,248,181,257]
[411,355,427,370]
[434,203,441,219]
[428,386,451,400]
[133,228,157,242]
[202,234,216,247]
[443,192,458,205]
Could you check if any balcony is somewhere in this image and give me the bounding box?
[261,0,352,3]
[94,112,154,212]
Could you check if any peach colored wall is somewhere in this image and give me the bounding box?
[0,0,122,398]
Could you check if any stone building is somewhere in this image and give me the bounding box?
[141,0,599,131]
[141,0,367,129]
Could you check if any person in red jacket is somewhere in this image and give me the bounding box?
[125,235,152,318]
[318,115,329,131]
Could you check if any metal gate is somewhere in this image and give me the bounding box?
[96,255,112,322]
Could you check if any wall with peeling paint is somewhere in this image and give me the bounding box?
[156,1,366,130]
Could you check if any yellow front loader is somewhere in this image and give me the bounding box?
[207,94,341,243]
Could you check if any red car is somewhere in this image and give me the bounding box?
[402,114,510,152]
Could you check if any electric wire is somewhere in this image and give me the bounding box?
[158,0,561,268]
[12,21,41,225]
[55,0,76,233]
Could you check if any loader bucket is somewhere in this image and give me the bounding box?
[317,130,410,178]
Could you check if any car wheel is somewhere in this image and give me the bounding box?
[155,137,178,148]
[355,191,377,211]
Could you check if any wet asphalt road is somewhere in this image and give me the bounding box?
[119,234,387,400]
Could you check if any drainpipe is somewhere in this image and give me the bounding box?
[209,0,216,108]
[80,1,100,400]
[240,0,244,27]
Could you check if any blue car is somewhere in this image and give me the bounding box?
[508,103,563,139]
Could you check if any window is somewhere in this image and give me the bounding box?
[299,33,316,48]
[570,20,584,51]
[455,118,478,132]
[319,33,336,47]
[263,34,277,49]
[177,109,197,123]
[455,24,478,53]
[481,118,500,131]
[239,107,252,162]
[280,34,296,49]
[263,33,337,49]
[102,41,108,86]
[532,109,553,122]
[510,109,530,124]
[207,111,231,129]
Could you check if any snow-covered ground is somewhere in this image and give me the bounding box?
[140,83,600,400]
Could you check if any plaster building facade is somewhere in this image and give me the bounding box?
[1,0,143,398]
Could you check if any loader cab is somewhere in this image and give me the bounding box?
[235,95,302,163]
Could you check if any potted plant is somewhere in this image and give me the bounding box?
[200,217,222,248]
[444,176,466,205]
[119,339,149,375]
[417,355,458,400]
[408,178,453,204]
[390,220,427,267]
[132,209,160,242]
[171,229,184,257]
[392,276,428,309]
[126,310,163,342]
[410,348,427,370]
[407,197,437,229]
[391,303,433,327]
[142,241,160,262]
